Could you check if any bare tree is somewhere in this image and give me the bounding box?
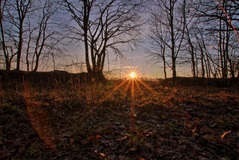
[148,11,170,79]
[148,0,186,80]
[64,0,144,80]
[10,0,33,70]
[25,0,65,72]
[0,0,10,70]
[192,0,239,79]
[0,0,18,70]
[0,0,68,72]
[182,0,200,78]
[148,0,239,80]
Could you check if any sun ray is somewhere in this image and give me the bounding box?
[131,80,135,103]
[123,79,132,94]
[135,79,142,93]
[99,79,128,103]
[97,69,159,132]
[130,78,136,130]
[137,78,158,95]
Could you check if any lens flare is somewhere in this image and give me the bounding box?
[99,69,158,131]
[129,72,136,79]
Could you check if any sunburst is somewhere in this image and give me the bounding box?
[99,69,158,130]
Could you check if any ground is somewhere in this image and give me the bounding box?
[0,74,239,159]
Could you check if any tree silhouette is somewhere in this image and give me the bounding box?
[64,0,144,80]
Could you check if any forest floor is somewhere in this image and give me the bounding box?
[1,77,239,159]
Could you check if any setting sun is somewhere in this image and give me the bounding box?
[129,72,136,79]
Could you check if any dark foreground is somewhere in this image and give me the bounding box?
[1,73,239,159]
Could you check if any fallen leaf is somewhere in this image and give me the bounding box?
[221,130,231,139]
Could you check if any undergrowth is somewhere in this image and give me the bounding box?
[1,80,239,159]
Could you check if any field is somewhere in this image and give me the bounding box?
[1,71,239,159]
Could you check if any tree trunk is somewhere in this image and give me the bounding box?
[225,24,234,78]
[172,57,176,79]
[90,52,106,82]
[5,59,10,70]
[191,47,196,77]
[83,0,92,73]
[16,20,24,70]
[162,53,167,79]
[170,1,176,82]
[33,55,40,72]
[200,50,205,78]
[90,68,106,82]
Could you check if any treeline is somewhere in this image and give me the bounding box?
[0,0,69,72]
[147,0,239,79]
[0,0,238,79]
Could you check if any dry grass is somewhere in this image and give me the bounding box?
[1,77,239,159]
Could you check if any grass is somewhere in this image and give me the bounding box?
[1,75,239,159]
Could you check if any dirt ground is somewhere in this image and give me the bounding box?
[1,77,239,159]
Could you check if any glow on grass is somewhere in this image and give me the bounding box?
[129,72,136,79]
[99,69,158,103]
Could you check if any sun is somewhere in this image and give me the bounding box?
[129,72,137,79]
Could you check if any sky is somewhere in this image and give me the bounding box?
[2,0,238,79]
[51,1,167,79]
[51,45,160,79]
[113,53,192,80]
[51,39,193,80]
[38,1,193,79]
